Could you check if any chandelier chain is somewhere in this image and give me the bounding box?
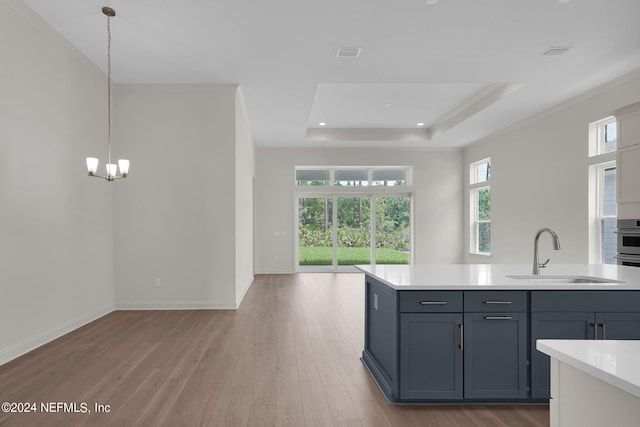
[106,13,112,165]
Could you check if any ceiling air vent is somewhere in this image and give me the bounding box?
[336,47,361,57]
[542,46,572,56]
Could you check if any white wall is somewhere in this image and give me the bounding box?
[254,148,463,273]
[113,84,253,309]
[235,89,255,305]
[464,70,640,265]
[0,0,115,365]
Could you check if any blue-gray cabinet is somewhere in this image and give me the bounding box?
[463,312,528,399]
[396,290,464,400]
[400,313,463,399]
[363,277,399,397]
[463,291,528,399]
[364,278,530,402]
[363,278,640,403]
[530,291,640,399]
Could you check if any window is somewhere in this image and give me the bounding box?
[589,116,617,156]
[470,159,491,255]
[295,166,412,270]
[334,169,369,186]
[597,163,617,264]
[296,167,409,187]
[295,169,330,186]
[372,169,408,186]
[588,117,617,264]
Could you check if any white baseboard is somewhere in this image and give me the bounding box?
[0,304,115,367]
[254,269,295,274]
[115,300,238,310]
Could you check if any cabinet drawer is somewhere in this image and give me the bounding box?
[464,291,527,312]
[531,291,640,312]
[399,291,462,312]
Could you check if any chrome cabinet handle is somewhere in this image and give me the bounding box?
[484,301,512,304]
[600,323,607,340]
[459,324,464,351]
[420,301,447,305]
[484,316,512,320]
[591,322,598,340]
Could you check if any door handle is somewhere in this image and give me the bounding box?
[484,316,513,320]
[420,301,447,305]
[600,323,607,340]
[459,324,464,351]
[484,301,512,304]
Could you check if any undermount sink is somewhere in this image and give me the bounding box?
[506,275,625,284]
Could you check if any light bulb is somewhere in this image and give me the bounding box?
[118,159,130,177]
[86,157,99,175]
[106,163,117,179]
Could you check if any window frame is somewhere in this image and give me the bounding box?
[589,116,617,156]
[295,166,411,188]
[597,162,617,220]
[295,166,414,271]
[588,115,617,264]
[469,158,491,256]
[594,162,617,264]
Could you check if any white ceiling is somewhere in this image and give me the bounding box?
[19,0,640,148]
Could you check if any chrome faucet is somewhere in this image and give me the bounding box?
[533,228,561,275]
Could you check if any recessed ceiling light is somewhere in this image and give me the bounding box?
[542,46,572,56]
[318,122,326,126]
[384,103,393,108]
[417,122,425,127]
[336,48,361,57]
[426,0,440,4]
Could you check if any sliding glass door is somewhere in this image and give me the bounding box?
[375,196,411,265]
[298,197,333,267]
[337,197,371,266]
[297,195,410,270]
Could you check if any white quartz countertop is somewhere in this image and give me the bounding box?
[355,264,640,290]
[536,339,640,399]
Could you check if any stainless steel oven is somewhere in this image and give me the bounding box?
[616,219,640,266]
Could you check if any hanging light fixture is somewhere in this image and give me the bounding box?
[86,6,129,181]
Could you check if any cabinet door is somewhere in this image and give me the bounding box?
[617,108,640,149]
[530,312,595,399]
[596,312,640,340]
[463,312,528,399]
[400,313,463,400]
[617,144,640,203]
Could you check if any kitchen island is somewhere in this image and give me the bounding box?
[356,264,640,404]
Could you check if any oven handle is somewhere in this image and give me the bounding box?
[615,230,640,235]
[614,255,640,261]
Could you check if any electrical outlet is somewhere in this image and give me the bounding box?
[155,277,161,287]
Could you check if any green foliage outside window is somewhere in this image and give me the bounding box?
[477,189,491,253]
[298,196,410,265]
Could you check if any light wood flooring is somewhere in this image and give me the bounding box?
[0,273,549,426]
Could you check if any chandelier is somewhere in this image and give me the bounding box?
[86,7,129,181]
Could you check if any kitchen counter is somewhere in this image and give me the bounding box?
[355,263,640,290]
[536,340,640,398]
[536,340,640,427]
[359,263,640,404]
